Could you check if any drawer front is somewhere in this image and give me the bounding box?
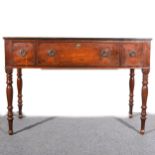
[121,43,143,67]
[12,42,35,66]
[37,42,120,67]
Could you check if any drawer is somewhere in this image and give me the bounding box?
[37,42,120,67]
[12,42,35,66]
[121,43,143,67]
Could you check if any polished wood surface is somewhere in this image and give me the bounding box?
[4,37,151,135]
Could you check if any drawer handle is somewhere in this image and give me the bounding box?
[48,50,56,57]
[129,50,136,57]
[100,49,109,57]
[19,49,26,57]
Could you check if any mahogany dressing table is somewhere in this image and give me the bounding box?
[4,37,151,135]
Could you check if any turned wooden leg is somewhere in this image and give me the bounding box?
[129,69,135,118]
[140,68,149,135]
[6,68,13,135]
[17,68,23,118]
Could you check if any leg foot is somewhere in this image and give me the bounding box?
[140,129,145,135]
[19,114,23,119]
[129,113,133,118]
[8,130,13,135]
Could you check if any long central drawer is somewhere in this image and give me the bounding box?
[37,42,120,67]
